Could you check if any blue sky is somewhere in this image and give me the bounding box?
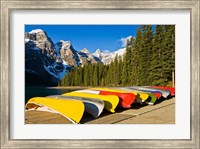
[25,25,139,53]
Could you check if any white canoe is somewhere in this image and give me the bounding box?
[131,86,170,98]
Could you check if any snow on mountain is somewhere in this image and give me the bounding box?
[29,29,44,34]
[25,29,72,86]
[78,48,101,66]
[92,48,126,65]
[25,39,30,42]
[25,28,126,86]
[93,49,101,58]
[44,62,70,80]
[80,48,90,54]
[112,48,126,58]
[55,40,81,67]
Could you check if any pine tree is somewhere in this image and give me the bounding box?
[90,64,93,86]
[128,37,135,85]
[125,39,132,85]
[103,65,109,86]
[109,61,115,86]
[131,27,143,85]
[121,54,128,85]
[118,55,123,85]
[163,25,175,86]
[84,64,89,86]
[150,25,165,85]
[113,54,119,85]
[145,25,154,84]
[93,64,98,86]
[98,63,104,86]
[138,25,153,85]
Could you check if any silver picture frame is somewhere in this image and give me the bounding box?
[1,0,199,148]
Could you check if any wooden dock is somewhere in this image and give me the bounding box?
[25,97,175,124]
[25,110,73,124]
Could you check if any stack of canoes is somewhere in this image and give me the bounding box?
[25,86,175,124]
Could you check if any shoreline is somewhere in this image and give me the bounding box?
[47,86,123,89]
[47,86,90,89]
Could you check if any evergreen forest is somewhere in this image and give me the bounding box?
[59,25,175,87]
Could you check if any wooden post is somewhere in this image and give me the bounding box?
[172,70,175,87]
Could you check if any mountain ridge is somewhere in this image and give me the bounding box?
[25,29,126,86]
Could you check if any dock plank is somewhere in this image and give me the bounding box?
[117,103,175,124]
[120,98,175,116]
[25,110,73,124]
[86,113,134,124]
[25,111,58,119]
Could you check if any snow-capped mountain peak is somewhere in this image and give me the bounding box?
[29,29,44,34]
[95,49,101,54]
[55,40,72,53]
[93,49,101,54]
[80,48,90,54]
[59,40,70,44]
[93,49,102,59]
[112,48,126,56]
[59,40,65,43]
[25,28,126,86]
[61,41,71,49]
[92,48,126,65]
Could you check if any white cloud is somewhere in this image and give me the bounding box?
[119,35,133,47]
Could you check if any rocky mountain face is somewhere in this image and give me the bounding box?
[79,48,102,65]
[25,29,70,86]
[25,29,104,86]
[55,40,80,67]
[55,41,101,67]
[25,29,126,86]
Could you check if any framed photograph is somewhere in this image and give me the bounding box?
[1,0,199,148]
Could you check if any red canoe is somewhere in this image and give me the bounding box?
[97,90,136,108]
[153,92,162,99]
[149,86,175,96]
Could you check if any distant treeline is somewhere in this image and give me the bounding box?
[59,25,175,87]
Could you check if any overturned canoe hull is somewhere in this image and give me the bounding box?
[62,92,119,113]
[126,86,162,99]
[90,87,148,102]
[114,87,157,105]
[48,95,104,118]
[110,87,150,103]
[26,97,85,123]
[140,86,170,98]
[76,88,136,108]
[148,86,175,96]
[98,90,136,108]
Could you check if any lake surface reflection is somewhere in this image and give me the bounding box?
[25,87,83,104]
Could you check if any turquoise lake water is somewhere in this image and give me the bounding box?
[25,87,82,104]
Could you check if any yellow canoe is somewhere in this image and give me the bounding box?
[62,92,119,113]
[90,87,149,102]
[26,97,84,123]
